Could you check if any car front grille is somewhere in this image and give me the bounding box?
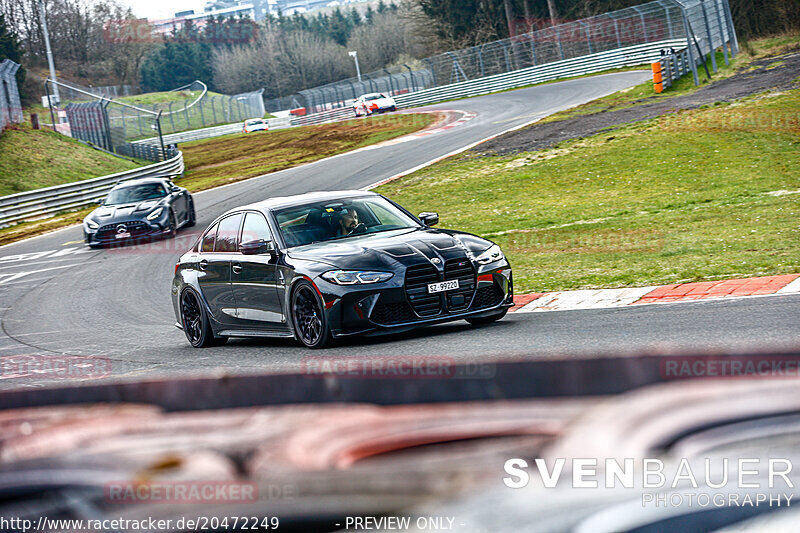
[404,264,441,317]
[95,220,150,240]
[370,301,418,325]
[444,258,476,311]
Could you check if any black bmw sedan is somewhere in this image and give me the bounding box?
[172,191,513,348]
[83,177,196,247]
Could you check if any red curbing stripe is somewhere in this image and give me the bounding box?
[632,274,800,304]
[511,293,544,311]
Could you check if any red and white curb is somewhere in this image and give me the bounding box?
[511,274,800,313]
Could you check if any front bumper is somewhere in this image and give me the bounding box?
[319,264,513,338]
[84,218,171,245]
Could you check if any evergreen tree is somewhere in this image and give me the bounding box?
[0,15,26,102]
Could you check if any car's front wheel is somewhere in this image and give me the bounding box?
[466,308,508,326]
[186,200,196,227]
[291,281,331,349]
[180,288,227,348]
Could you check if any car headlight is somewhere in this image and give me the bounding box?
[85,219,99,230]
[321,270,394,285]
[146,207,164,221]
[475,244,504,265]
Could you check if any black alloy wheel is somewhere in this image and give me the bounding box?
[168,209,178,237]
[180,289,226,347]
[291,281,331,348]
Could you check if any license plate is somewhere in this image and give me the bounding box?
[115,232,131,239]
[428,280,459,293]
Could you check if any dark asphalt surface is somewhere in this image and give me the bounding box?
[1,70,798,390]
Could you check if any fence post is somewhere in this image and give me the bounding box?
[404,64,417,92]
[424,58,437,88]
[499,42,512,72]
[555,28,565,60]
[613,18,622,48]
[476,46,486,76]
[581,21,593,54]
[700,0,717,73]
[168,102,175,132]
[656,0,675,40]
[721,0,738,56]
[711,0,729,65]
[680,6,700,85]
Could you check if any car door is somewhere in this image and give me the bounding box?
[231,211,285,329]
[197,214,242,326]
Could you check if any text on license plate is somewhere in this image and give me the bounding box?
[115,232,131,239]
[428,280,459,293]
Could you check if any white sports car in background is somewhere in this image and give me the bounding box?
[242,118,269,133]
[353,93,397,117]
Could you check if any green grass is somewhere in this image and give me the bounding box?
[178,113,437,191]
[0,122,141,197]
[377,89,800,294]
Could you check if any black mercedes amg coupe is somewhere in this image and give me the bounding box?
[83,177,196,247]
[172,191,513,348]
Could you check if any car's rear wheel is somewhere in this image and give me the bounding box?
[466,309,508,326]
[291,281,331,349]
[180,289,226,348]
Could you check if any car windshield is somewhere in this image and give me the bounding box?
[364,94,384,101]
[246,119,264,125]
[274,196,419,247]
[104,183,167,205]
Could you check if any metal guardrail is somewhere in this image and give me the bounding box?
[290,108,355,127]
[0,152,184,228]
[393,40,687,109]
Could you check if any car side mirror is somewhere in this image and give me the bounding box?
[170,185,182,193]
[418,212,439,227]
[240,239,275,256]
[96,198,104,205]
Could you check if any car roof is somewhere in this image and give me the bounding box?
[221,190,381,216]
[110,177,168,190]
[361,93,384,98]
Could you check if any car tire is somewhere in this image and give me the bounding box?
[167,209,178,237]
[180,288,227,348]
[186,200,196,227]
[466,309,508,326]
[291,280,331,349]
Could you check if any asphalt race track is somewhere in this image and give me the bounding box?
[2,71,799,389]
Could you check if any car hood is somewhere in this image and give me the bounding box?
[88,200,162,223]
[285,227,494,270]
